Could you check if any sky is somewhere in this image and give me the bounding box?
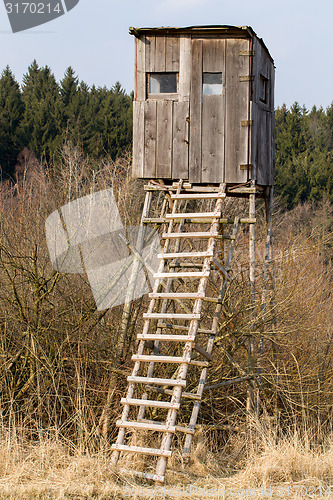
[0,0,332,109]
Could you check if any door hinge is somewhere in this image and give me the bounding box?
[239,75,254,82]
[241,120,253,127]
[239,50,256,56]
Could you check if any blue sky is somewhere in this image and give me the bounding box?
[0,0,332,109]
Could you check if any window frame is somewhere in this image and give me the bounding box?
[147,72,179,100]
[259,74,269,104]
[202,72,223,96]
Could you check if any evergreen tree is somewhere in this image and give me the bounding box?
[20,62,62,159]
[0,66,24,177]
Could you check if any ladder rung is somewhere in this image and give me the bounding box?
[143,313,201,320]
[139,419,196,436]
[119,469,165,483]
[116,420,176,433]
[158,251,213,259]
[111,443,172,457]
[146,385,202,401]
[127,375,187,386]
[132,354,191,364]
[149,292,205,299]
[171,193,226,199]
[142,217,166,224]
[137,334,195,342]
[203,297,222,304]
[190,360,210,367]
[158,322,214,335]
[176,425,196,435]
[121,398,180,410]
[153,271,210,279]
[165,212,221,219]
[162,232,221,239]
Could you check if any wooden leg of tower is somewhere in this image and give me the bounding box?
[247,182,256,414]
[257,185,274,415]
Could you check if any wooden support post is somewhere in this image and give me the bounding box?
[257,185,274,415]
[247,180,256,414]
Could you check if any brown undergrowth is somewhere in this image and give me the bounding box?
[0,146,332,498]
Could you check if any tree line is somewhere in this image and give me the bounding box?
[0,62,133,177]
[0,63,333,209]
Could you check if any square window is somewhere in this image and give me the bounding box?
[148,73,178,94]
[259,75,269,103]
[203,73,222,95]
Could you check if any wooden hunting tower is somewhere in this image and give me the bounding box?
[111,26,275,485]
[130,25,274,186]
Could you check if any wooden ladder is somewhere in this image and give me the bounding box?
[111,181,240,483]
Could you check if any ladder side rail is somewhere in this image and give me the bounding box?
[155,187,226,479]
[137,182,185,420]
[111,184,183,467]
[183,216,240,457]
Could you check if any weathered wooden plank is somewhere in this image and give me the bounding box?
[132,101,144,178]
[116,420,177,433]
[111,443,172,457]
[189,39,203,183]
[165,211,221,219]
[131,355,191,364]
[121,397,180,409]
[137,334,195,342]
[202,95,224,183]
[225,38,250,184]
[166,36,180,72]
[127,376,187,386]
[144,100,157,178]
[156,100,173,178]
[172,101,189,179]
[135,36,146,101]
[154,36,166,72]
[145,35,155,73]
[179,35,191,102]
[203,38,224,72]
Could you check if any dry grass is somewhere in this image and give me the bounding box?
[0,421,333,498]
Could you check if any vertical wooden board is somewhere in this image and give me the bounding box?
[172,101,189,179]
[144,101,157,178]
[145,36,155,73]
[135,37,146,101]
[156,101,172,178]
[202,95,224,183]
[189,39,203,183]
[166,36,180,72]
[225,38,251,184]
[132,101,144,178]
[256,109,267,185]
[250,100,257,181]
[154,36,166,72]
[179,35,191,102]
[202,38,225,72]
[268,109,275,185]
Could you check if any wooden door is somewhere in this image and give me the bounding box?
[189,37,252,185]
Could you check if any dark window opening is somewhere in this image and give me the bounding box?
[148,73,178,94]
[203,73,222,95]
[259,75,269,103]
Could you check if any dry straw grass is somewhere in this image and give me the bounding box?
[0,147,332,498]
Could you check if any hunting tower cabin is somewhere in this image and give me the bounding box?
[130,25,275,186]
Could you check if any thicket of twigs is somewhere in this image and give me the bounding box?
[0,146,332,497]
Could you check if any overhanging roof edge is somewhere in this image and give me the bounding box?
[129,25,274,64]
